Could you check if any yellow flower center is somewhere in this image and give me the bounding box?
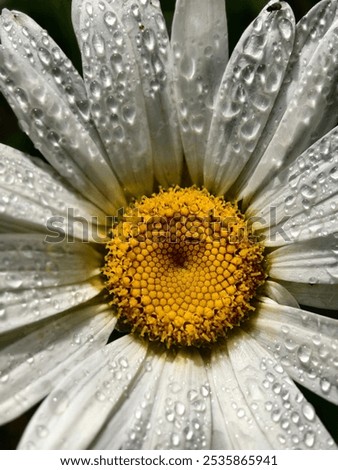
[103,187,265,348]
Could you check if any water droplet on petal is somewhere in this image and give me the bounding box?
[278,18,293,40]
[302,402,315,421]
[175,401,185,416]
[319,377,331,394]
[38,47,52,66]
[93,33,106,57]
[50,390,69,415]
[36,425,49,438]
[304,430,315,448]
[297,344,312,364]
[143,29,156,51]
[171,432,180,447]
[104,11,117,28]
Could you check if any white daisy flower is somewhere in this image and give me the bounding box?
[0,0,337,450]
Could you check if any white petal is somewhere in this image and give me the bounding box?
[19,336,148,449]
[73,0,183,188]
[204,1,295,195]
[241,9,338,202]
[72,0,153,197]
[93,348,211,450]
[0,233,101,290]
[208,342,271,449]
[235,0,338,197]
[248,126,338,246]
[227,331,335,449]
[0,144,109,242]
[172,0,228,186]
[278,280,338,310]
[262,280,299,308]
[0,278,102,334]
[245,301,338,405]
[0,10,126,213]
[267,236,338,284]
[0,303,115,425]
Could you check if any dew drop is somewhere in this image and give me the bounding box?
[243,34,266,59]
[93,33,106,56]
[165,410,175,422]
[297,344,312,364]
[304,430,315,448]
[180,56,195,80]
[319,377,331,394]
[284,195,295,207]
[119,357,129,368]
[50,390,69,415]
[272,409,282,422]
[278,434,286,445]
[110,52,123,73]
[131,3,141,19]
[278,18,293,41]
[38,47,52,66]
[187,389,199,402]
[302,402,315,421]
[104,11,117,28]
[95,391,106,402]
[122,105,136,125]
[36,425,49,439]
[85,2,93,17]
[300,184,317,200]
[200,384,210,397]
[175,401,185,416]
[191,115,204,134]
[171,432,180,447]
[237,408,245,418]
[47,131,61,149]
[143,29,156,52]
[0,372,9,383]
[329,165,338,181]
[291,411,300,424]
[5,273,23,288]
[14,87,29,112]
[0,303,6,320]
[89,80,102,100]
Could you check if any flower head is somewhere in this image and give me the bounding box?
[0,0,337,450]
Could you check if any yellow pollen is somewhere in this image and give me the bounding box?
[103,187,265,348]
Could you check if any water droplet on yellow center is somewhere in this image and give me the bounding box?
[103,187,265,348]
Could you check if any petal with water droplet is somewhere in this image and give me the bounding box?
[0,144,108,242]
[92,348,211,450]
[267,235,338,284]
[261,280,299,308]
[208,342,271,449]
[248,125,338,246]
[0,233,101,291]
[71,0,154,197]
[245,301,338,405]
[204,1,295,195]
[0,277,102,334]
[18,336,148,449]
[278,280,338,310]
[227,331,336,448]
[241,10,338,202]
[172,0,228,186]
[0,303,115,425]
[0,10,125,213]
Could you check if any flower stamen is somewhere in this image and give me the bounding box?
[103,187,265,348]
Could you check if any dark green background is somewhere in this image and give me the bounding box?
[0,0,337,450]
